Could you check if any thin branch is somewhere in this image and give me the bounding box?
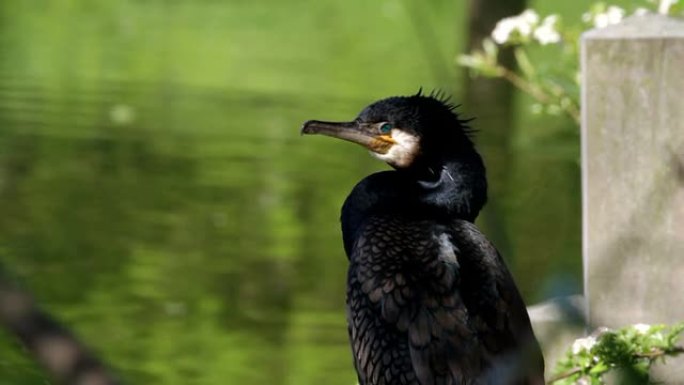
[0,266,121,385]
[547,366,583,384]
[497,66,581,125]
[635,346,684,359]
[497,66,551,104]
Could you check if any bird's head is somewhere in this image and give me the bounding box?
[301,91,475,171]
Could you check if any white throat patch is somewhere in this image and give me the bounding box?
[371,129,420,168]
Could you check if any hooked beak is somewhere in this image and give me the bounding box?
[301,120,395,154]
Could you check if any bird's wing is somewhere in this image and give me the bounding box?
[349,215,482,385]
[348,216,544,385]
[449,220,545,384]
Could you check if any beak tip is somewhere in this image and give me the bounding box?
[301,120,316,135]
[300,120,316,136]
[299,120,319,135]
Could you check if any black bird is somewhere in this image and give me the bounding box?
[301,92,544,385]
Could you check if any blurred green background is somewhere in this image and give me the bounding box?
[0,0,618,383]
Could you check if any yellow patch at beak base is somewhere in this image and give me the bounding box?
[369,135,396,154]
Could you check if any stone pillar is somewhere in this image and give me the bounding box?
[582,14,684,382]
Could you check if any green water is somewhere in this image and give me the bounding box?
[0,1,587,384]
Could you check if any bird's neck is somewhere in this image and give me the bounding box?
[409,152,487,221]
[341,151,487,256]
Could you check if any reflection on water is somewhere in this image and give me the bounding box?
[0,1,581,384]
[0,78,365,385]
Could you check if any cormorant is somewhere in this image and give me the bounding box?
[301,92,544,385]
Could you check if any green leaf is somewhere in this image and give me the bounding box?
[514,48,536,78]
[482,38,499,61]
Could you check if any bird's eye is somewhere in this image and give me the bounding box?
[379,122,393,134]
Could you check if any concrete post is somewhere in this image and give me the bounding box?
[582,14,684,382]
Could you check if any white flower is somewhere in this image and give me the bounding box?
[634,323,651,334]
[492,19,517,44]
[607,6,625,22]
[491,9,540,44]
[533,15,561,45]
[572,336,597,354]
[593,6,625,28]
[520,9,540,25]
[634,7,650,16]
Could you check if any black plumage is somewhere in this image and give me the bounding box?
[302,92,544,385]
